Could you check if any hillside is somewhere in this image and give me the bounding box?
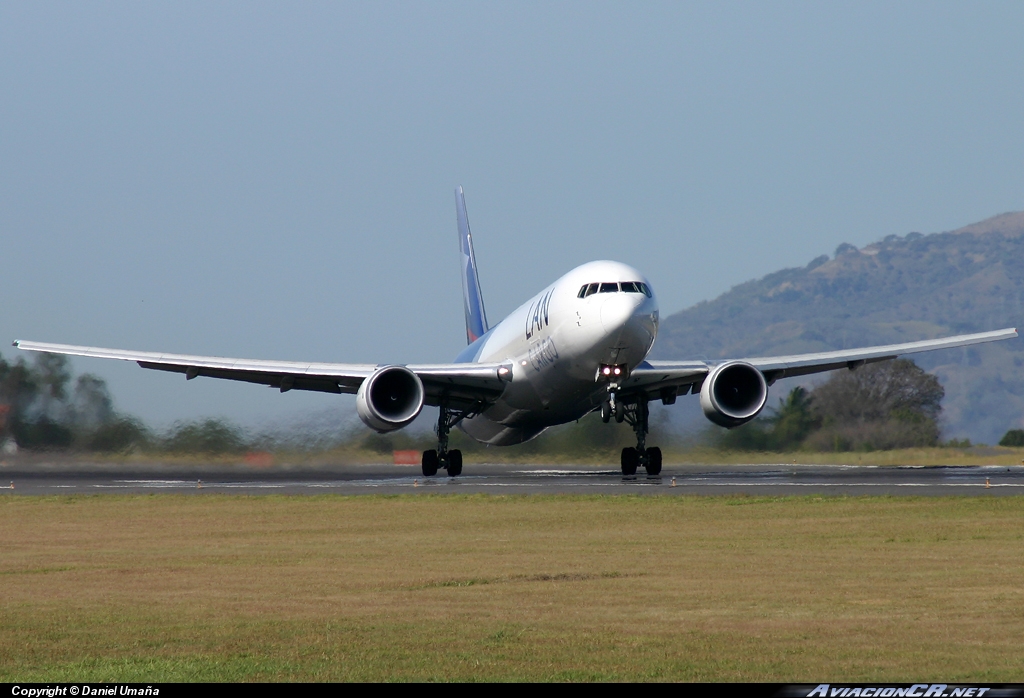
[653,212,1024,444]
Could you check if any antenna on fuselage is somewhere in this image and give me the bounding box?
[456,186,489,344]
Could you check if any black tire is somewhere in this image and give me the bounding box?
[447,449,463,476]
[421,449,439,477]
[601,401,611,423]
[614,400,625,423]
[620,447,638,476]
[646,446,662,476]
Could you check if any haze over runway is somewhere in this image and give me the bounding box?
[3,2,1024,431]
[4,463,1024,497]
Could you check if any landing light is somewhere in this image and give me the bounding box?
[597,363,628,382]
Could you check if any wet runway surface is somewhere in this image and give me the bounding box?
[2,462,1024,495]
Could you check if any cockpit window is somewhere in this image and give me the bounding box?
[621,281,652,297]
[578,281,651,298]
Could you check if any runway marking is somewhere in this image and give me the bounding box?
[15,469,1018,494]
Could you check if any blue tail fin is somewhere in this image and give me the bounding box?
[456,186,489,344]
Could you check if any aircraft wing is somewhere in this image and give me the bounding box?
[621,327,1017,398]
[739,327,1018,382]
[11,340,513,407]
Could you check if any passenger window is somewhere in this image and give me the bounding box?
[599,282,618,293]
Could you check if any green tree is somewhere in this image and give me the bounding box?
[71,374,115,430]
[767,386,819,450]
[0,353,75,448]
[85,416,151,453]
[999,429,1024,447]
[0,355,40,425]
[716,386,818,452]
[31,353,72,420]
[163,418,249,454]
[0,352,149,452]
[804,359,943,451]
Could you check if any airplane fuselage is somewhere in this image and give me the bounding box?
[456,260,659,445]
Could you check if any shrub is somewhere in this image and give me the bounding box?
[998,429,1024,447]
[163,418,248,454]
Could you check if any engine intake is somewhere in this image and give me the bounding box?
[356,365,425,433]
[699,361,768,428]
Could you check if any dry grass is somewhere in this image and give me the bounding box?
[1,494,1023,681]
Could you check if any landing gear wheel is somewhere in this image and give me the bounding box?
[620,447,638,476]
[429,401,468,479]
[421,449,439,477]
[646,446,662,476]
[601,401,612,423]
[447,449,463,476]
[608,396,664,478]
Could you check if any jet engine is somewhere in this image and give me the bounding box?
[699,361,768,428]
[356,365,425,433]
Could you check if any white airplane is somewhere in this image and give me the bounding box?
[14,187,1018,476]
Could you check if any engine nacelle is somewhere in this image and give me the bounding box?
[356,365,425,433]
[699,361,769,428]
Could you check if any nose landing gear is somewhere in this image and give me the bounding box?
[600,393,626,423]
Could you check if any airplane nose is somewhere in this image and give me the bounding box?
[600,293,644,333]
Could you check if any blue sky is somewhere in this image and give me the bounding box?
[2,2,1023,428]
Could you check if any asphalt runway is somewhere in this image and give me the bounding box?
[2,462,1024,496]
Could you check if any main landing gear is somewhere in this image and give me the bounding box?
[602,392,662,477]
[422,402,463,477]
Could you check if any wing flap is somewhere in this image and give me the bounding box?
[137,362,350,394]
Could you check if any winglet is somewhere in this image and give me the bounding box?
[456,186,489,344]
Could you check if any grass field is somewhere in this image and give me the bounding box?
[2,494,1023,681]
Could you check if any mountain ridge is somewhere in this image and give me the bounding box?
[653,211,1024,444]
